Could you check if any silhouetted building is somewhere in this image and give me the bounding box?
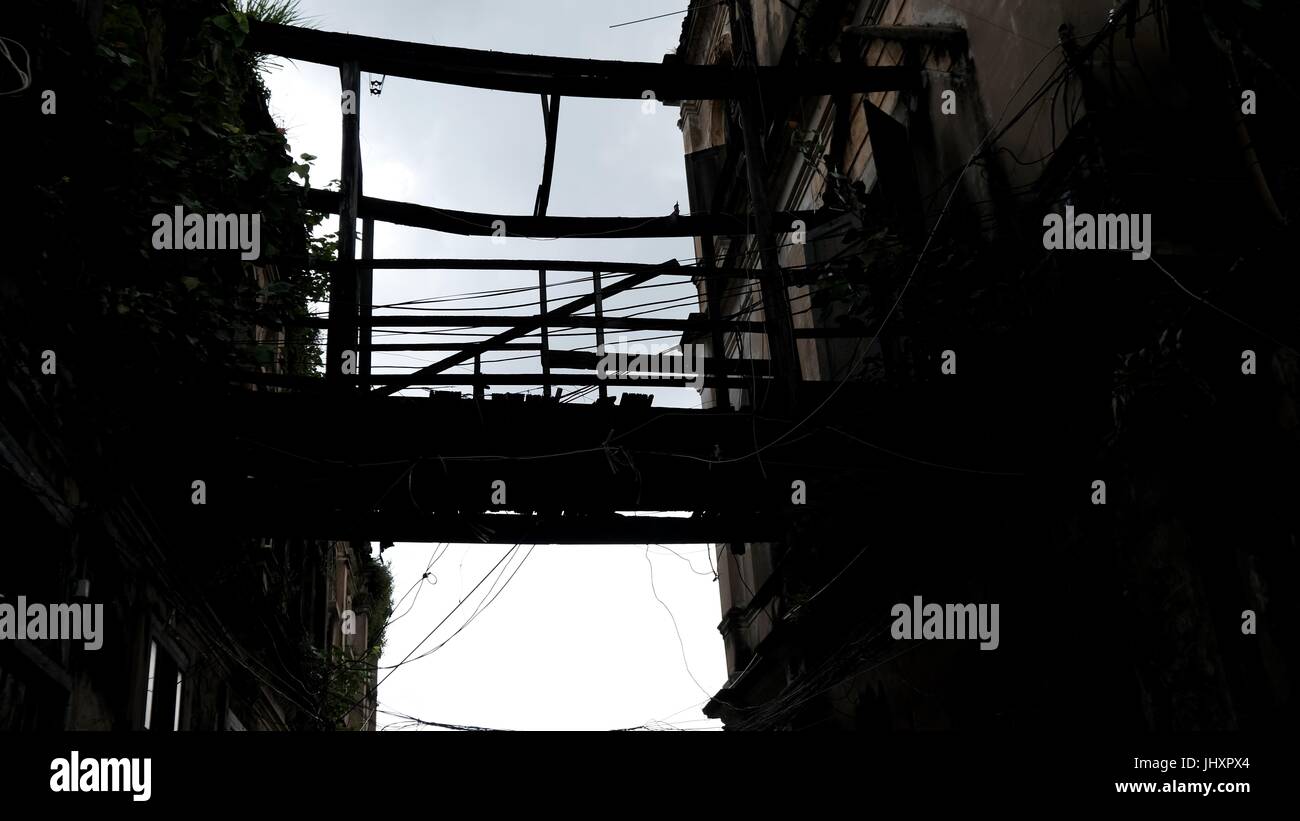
[677,0,1300,730]
[2,0,387,731]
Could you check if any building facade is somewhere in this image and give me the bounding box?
[2,0,387,732]
[677,0,1300,730]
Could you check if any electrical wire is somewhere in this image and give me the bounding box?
[0,36,32,96]
[645,546,714,700]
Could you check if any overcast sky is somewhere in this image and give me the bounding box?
[261,1,727,730]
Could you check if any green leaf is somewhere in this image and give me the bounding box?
[211,14,248,46]
[129,100,162,118]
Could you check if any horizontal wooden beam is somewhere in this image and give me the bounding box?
[231,372,762,389]
[300,314,766,332]
[220,509,784,544]
[188,391,889,531]
[306,188,827,239]
[170,384,1031,552]
[370,342,543,352]
[302,314,870,337]
[249,21,920,100]
[348,258,767,279]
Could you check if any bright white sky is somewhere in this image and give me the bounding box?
[261,1,728,730]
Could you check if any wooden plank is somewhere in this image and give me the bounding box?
[535,94,560,398]
[369,342,542,352]
[327,61,361,388]
[232,371,764,388]
[297,314,767,332]
[368,373,762,387]
[224,509,783,544]
[349,257,766,279]
[592,271,607,401]
[297,315,870,336]
[305,188,827,239]
[359,217,374,380]
[535,94,560,216]
[247,20,919,100]
[702,234,731,411]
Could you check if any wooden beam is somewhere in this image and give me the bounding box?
[592,271,608,401]
[370,373,762,387]
[535,94,560,398]
[298,314,767,332]
[297,315,870,336]
[370,342,542,352]
[359,217,374,380]
[535,94,560,217]
[225,509,783,544]
[247,20,919,100]
[306,188,827,239]
[539,267,550,397]
[348,257,767,279]
[327,61,361,389]
[702,234,731,411]
[232,372,764,389]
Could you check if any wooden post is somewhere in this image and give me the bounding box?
[593,271,608,402]
[535,94,560,400]
[360,217,374,384]
[702,234,730,412]
[539,268,550,398]
[329,60,362,390]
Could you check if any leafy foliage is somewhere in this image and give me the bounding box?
[24,0,328,385]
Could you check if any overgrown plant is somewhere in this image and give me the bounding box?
[226,0,320,71]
